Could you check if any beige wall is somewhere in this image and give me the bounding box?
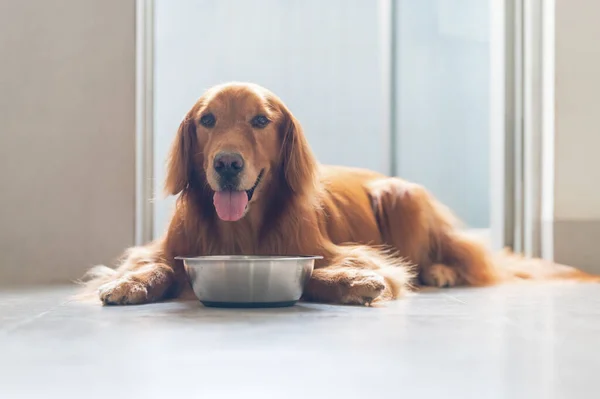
[553,0,600,270]
[554,0,600,220]
[0,0,136,285]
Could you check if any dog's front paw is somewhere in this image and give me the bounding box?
[341,271,386,306]
[98,277,149,305]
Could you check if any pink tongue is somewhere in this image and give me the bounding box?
[213,191,249,221]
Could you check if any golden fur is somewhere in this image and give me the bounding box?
[81,82,599,306]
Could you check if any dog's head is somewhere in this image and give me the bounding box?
[165,82,317,222]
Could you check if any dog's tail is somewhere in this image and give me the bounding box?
[493,248,600,283]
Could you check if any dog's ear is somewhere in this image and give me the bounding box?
[278,104,318,196]
[164,109,197,196]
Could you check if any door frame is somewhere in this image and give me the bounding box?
[490,0,517,251]
[490,0,553,258]
[135,0,155,245]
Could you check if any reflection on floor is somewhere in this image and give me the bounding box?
[1,283,599,399]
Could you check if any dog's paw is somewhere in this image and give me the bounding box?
[420,264,458,288]
[341,271,386,306]
[98,277,149,305]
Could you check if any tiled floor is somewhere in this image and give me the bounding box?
[1,283,599,399]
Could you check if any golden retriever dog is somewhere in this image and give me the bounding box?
[82,82,598,306]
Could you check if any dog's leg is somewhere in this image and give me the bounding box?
[81,243,185,305]
[303,245,414,305]
[98,262,175,305]
[368,178,499,288]
[434,231,499,286]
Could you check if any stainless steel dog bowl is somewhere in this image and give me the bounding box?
[176,255,322,308]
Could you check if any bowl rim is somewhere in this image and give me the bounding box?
[175,255,323,262]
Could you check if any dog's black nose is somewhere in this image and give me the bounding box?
[214,152,244,177]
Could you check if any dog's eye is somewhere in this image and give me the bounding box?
[251,115,270,129]
[200,113,216,128]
